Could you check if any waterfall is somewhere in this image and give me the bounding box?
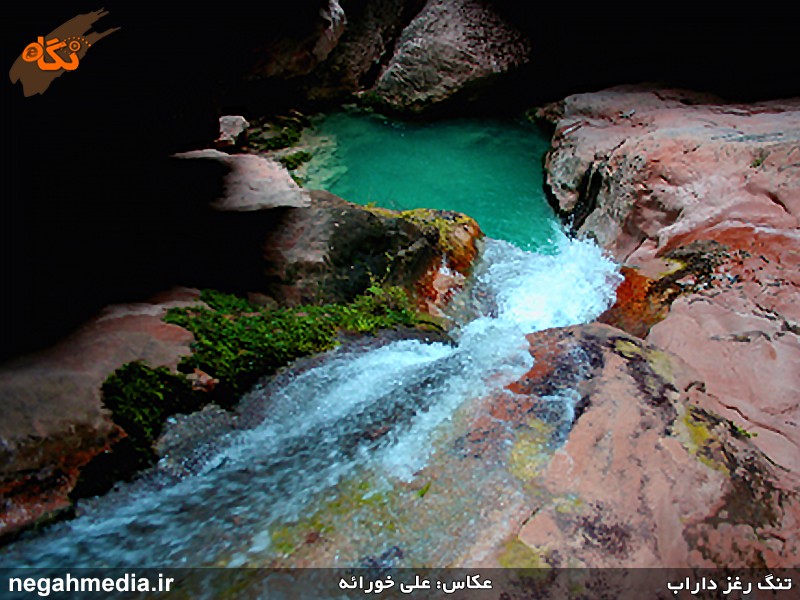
[0,232,619,568]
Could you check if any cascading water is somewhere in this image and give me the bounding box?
[0,112,621,570]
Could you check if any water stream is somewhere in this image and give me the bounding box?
[0,112,620,570]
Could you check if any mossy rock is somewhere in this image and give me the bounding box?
[364,205,482,274]
[278,150,312,171]
[76,286,426,499]
[164,286,422,404]
[247,112,309,152]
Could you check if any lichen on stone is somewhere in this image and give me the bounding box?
[363,205,483,275]
[610,335,678,424]
[499,539,553,569]
[508,418,556,482]
[679,405,736,474]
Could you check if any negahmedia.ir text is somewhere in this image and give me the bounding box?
[8,573,174,596]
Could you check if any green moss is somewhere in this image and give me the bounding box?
[82,286,423,498]
[399,208,476,257]
[361,205,479,272]
[163,285,422,404]
[278,150,312,171]
[417,481,432,498]
[78,362,205,493]
[751,148,769,169]
[248,113,307,152]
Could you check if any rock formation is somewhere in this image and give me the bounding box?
[264,190,481,310]
[172,149,311,211]
[0,164,481,539]
[540,86,800,473]
[304,0,427,101]
[490,86,800,568]
[248,0,347,80]
[0,289,200,539]
[509,325,799,567]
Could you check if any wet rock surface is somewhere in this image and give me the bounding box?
[0,187,480,538]
[501,324,800,568]
[541,86,800,475]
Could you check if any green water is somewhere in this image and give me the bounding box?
[304,111,558,251]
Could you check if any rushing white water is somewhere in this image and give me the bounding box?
[0,232,620,569]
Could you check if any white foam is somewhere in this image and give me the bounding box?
[471,232,622,333]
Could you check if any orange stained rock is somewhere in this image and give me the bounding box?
[598,266,669,338]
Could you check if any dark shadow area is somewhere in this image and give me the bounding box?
[3,1,799,359]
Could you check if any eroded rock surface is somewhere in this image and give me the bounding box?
[541,87,800,475]
[541,86,800,260]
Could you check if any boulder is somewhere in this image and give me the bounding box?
[263,189,482,311]
[0,189,482,538]
[248,0,347,80]
[304,0,427,101]
[368,0,531,113]
[215,115,250,150]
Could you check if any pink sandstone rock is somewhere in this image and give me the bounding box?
[0,288,202,538]
[541,86,800,475]
[497,325,800,568]
[519,86,800,569]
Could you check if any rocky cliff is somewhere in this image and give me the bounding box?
[490,87,800,568]
[541,86,800,472]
